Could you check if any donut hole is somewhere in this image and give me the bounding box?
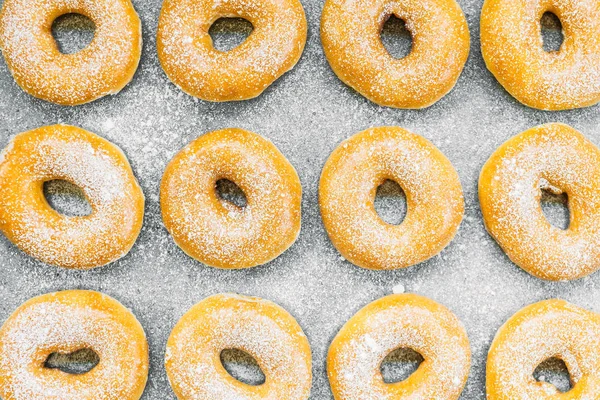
[220,348,266,386]
[43,180,92,217]
[540,180,569,230]
[51,13,96,54]
[209,18,254,52]
[380,15,413,59]
[374,179,407,225]
[533,357,573,393]
[540,12,564,52]
[216,179,247,208]
[380,347,424,383]
[44,348,100,375]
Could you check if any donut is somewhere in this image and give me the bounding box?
[157,0,307,102]
[0,0,142,105]
[0,124,145,269]
[161,128,301,269]
[479,123,600,281]
[327,293,471,399]
[481,0,600,110]
[165,293,312,399]
[319,126,464,270]
[0,290,149,400]
[487,299,600,399]
[320,0,470,108]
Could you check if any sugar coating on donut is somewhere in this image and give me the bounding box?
[157,0,307,101]
[480,0,600,110]
[0,0,142,105]
[165,293,312,399]
[479,123,600,280]
[320,0,470,108]
[328,294,470,399]
[0,291,148,400]
[487,299,600,399]
[161,128,302,269]
[0,125,144,268]
[320,127,464,270]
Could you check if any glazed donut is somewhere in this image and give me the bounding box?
[319,126,464,270]
[0,0,142,105]
[320,0,470,108]
[481,0,600,110]
[0,290,149,400]
[161,128,301,269]
[0,124,145,269]
[479,123,600,281]
[157,0,306,102]
[328,293,471,399]
[487,299,600,399]
[165,293,312,399]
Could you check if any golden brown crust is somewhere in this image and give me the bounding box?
[157,0,306,102]
[0,124,145,269]
[481,0,600,110]
[487,299,600,399]
[327,294,471,399]
[165,293,312,399]
[0,0,142,105]
[319,126,464,270]
[0,290,149,400]
[479,123,600,280]
[320,0,470,108]
[160,128,302,269]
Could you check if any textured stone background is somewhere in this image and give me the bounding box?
[0,0,595,398]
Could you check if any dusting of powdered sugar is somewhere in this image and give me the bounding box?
[0,291,148,400]
[0,0,600,398]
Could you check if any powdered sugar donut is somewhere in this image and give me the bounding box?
[157,0,306,102]
[161,128,301,269]
[319,126,464,270]
[320,0,470,108]
[165,293,312,400]
[481,0,600,110]
[327,293,471,399]
[0,0,142,105]
[479,123,600,280]
[487,299,600,399]
[0,290,149,400]
[0,124,145,269]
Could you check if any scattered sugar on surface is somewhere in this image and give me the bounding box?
[0,0,599,398]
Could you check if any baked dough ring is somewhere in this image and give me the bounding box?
[0,290,149,400]
[481,0,600,110]
[0,0,142,105]
[320,0,470,108]
[479,123,600,281]
[157,0,306,102]
[327,293,471,399]
[0,124,145,269]
[161,128,301,269]
[165,293,312,400]
[319,126,464,270]
[487,299,600,399]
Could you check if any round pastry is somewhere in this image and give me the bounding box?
[165,293,312,399]
[0,0,142,105]
[0,290,149,400]
[481,0,600,110]
[487,299,600,399]
[320,0,470,108]
[0,124,145,269]
[479,123,600,281]
[157,0,306,102]
[328,293,471,399]
[319,126,464,270]
[161,128,301,269]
